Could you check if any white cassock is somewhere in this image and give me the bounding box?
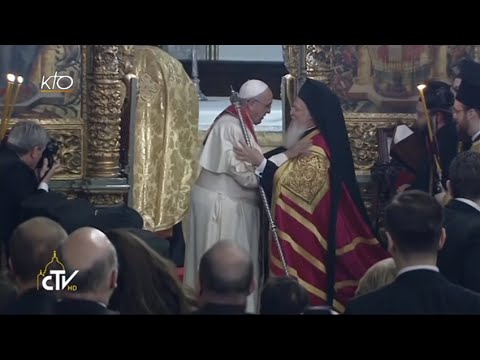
[183,112,262,313]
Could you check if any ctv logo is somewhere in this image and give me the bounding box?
[40,72,74,93]
[37,251,79,291]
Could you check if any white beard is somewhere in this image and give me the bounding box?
[285,122,309,149]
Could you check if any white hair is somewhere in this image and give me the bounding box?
[7,120,50,154]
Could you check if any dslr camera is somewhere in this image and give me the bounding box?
[36,138,59,169]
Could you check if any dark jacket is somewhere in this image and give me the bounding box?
[344,269,480,315]
[438,199,480,293]
[0,147,45,257]
[54,298,119,315]
[2,288,57,315]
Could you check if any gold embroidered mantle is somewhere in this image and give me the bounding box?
[131,46,199,231]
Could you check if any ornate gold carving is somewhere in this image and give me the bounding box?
[282,45,300,77]
[306,45,334,86]
[118,45,135,77]
[48,127,83,180]
[344,113,415,175]
[87,193,125,206]
[87,45,123,178]
[346,122,379,174]
[282,45,334,86]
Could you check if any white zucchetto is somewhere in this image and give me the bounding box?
[239,79,269,100]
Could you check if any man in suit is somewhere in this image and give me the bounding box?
[438,151,480,293]
[192,240,255,314]
[0,120,60,259]
[344,190,480,314]
[2,217,67,314]
[54,227,119,315]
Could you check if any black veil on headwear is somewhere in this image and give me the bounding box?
[422,80,454,113]
[297,78,373,306]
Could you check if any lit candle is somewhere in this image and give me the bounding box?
[192,45,198,78]
[6,75,23,120]
[417,84,435,143]
[1,73,16,139]
[417,83,443,182]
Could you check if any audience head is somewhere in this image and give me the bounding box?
[355,258,397,297]
[6,120,50,169]
[58,227,118,305]
[105,228,192,314]
[447,151,480,202]
[8,217,67,291]
[238,79,273,125]
[198,240,254,306]
[384,190,445,263]
[260,276,309,314]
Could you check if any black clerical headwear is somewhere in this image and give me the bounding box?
[456,80,480,109]
[458,59,480,85]
[421,80,454,112]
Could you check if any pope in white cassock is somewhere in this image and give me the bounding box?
[183,79,273,313]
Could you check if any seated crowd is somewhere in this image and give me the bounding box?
[2,121,480,315]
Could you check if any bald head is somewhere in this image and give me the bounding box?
[199,241,253,296]
[60,227,118,295]
[10,217,67,283]
[63,227,115,270]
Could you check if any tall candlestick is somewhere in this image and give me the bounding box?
[417,84,434,143]
[417,83,443,178]
[192,45,198,78]
[7,76,23,120]
[2,74,15,120]
[1,73,16,139]
[191,45,207,101]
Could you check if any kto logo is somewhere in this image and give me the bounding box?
[37,251,79,291]
[40,72,74,93]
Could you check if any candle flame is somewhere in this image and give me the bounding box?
[6,73,15,82]
[417,84,426,91]
[17,76,24,84]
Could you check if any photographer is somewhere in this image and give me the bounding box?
[0,120,61,259]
